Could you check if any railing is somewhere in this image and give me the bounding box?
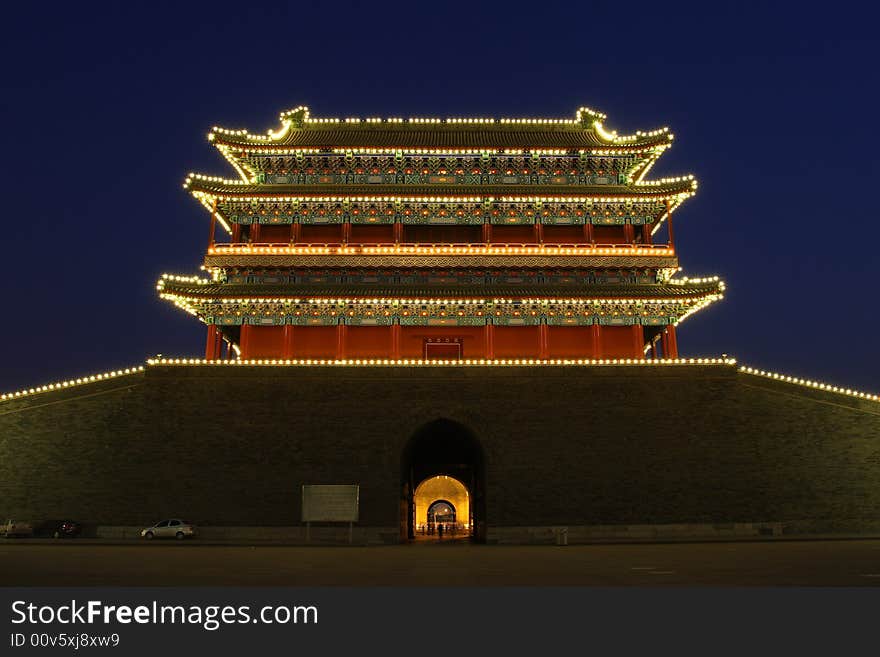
[207,242,674,255]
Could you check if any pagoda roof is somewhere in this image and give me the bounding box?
[184,177,697,200]
[159,278,722,300]
[208,106,673,152]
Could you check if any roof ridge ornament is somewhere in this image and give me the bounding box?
[280,105,309,129]
[576,106,607,127]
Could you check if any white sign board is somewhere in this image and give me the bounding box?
[302,485,359,522]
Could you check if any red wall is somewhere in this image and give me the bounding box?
[403,225,482,244]
[542,225,586,244]
[593,225,627,244]
[350,224,394,244]
[290,325,337,358]
[244,325,286,358]
[239,324,648,360]
[399,326,486,358]
[258,225,292,244]
[494,325,540,358]
[299,225,343,244]
[547,326,595,357]
[346,326,392,358]
[601,325,644,358]
[492,225,537,244]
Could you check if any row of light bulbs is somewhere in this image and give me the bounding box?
[146,357,735,368]
[212,145,665,158]
[0,367,145,402]
[208,106,674,149]
[205,244,677,257]
[190,190,696,205]
[158,292,720,306]
[6,360,874,405]
[738,367,879,402]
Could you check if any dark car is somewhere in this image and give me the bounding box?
[35,520,82,538]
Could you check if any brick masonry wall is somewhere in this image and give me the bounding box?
[1,364,878,534]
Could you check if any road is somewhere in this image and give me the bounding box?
[2,539,880,586]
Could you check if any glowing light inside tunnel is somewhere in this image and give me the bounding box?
[413,475,470,532]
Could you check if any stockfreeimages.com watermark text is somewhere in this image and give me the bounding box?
[10,599,318,632]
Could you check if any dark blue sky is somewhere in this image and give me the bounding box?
[2,2,877,392]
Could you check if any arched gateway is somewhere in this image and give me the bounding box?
[400,419,486,543]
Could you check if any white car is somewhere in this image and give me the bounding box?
[140,519,197,540]
[2,520,34,538]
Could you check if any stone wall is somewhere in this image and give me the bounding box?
[1,363,878,537]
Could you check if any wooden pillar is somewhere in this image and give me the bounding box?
[205,324,219,360]
[251,223,262,243]
[583,222,594,244]
[232,223,242,243]
[336,322,347,360]
[534,222,544,244]
[283,325,294,359]
[590,323,602,358]
[484,323,495,360]
[539,322,549,359]
[208,198,218,248]
[342,222,351,244]
[641,223,652,245]
[623,223,635,244]
[482,222,492,244]
[394,222,404,244]
[631,324,644,358]
[391,322,401,360]
[660,328,670,360]
[666,324,679,359]
[239,324,252,360]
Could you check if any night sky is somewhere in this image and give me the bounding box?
[2,2,878,393]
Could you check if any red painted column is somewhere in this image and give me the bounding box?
[391,323,401,359]
[641,224,652,244]
[534,222,544,244]
[583,223,594,244]
[342,222,351,244]
[232,224,242,244]
[539,322,549,359]
[205,325,219,360]
[482,222,492,244]
[631,324,644,358]
[623,223,635,244]
[484,323,495,359]
[660,328,670,360]
[292,223,302,244]
[283,325,294,359]
[336,323,347,360]
[239,324,252,360]
[251,223,262,243]
[666,324,679,359]
[590,323,602,358]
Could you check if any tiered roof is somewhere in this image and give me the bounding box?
[161,105,722,331]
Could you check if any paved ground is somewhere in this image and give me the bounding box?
[2,539,880,586]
